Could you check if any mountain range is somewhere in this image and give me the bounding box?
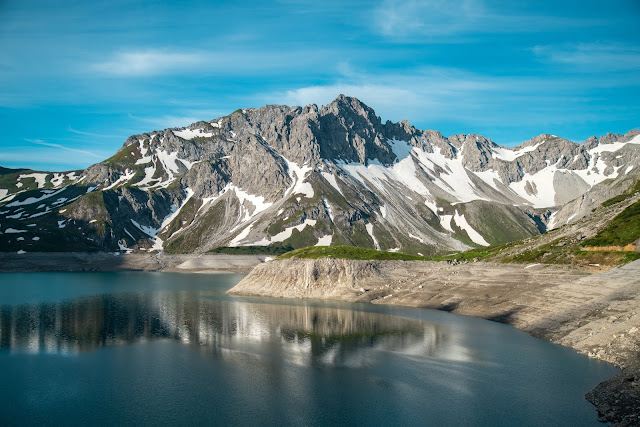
[1,95,639,255]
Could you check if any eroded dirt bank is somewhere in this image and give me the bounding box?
[228,258,640,425]
[0,252,266,274]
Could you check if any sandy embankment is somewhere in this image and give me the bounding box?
[0,252,267,274]
[228,258,640,425]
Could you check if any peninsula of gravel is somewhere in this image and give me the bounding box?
[228,257,640,425]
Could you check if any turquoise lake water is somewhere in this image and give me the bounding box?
[0,272,618,425]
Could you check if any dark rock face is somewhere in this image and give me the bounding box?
[586,367,640,426]
[1,95,639,254]
[316,94,393,164]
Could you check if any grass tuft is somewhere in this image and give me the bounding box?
[278,245,426,261]
[209,245,294,256]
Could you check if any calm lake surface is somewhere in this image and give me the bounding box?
[0,272,617,426]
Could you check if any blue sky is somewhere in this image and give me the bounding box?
[1,0,639,171]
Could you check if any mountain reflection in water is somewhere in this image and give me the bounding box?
[0,273,618,426]
[0,292,463,366]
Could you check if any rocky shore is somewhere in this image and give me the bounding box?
[228,258,640,426]
[0,252,266,274]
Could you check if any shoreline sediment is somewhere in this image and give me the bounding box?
[0,252,266,274]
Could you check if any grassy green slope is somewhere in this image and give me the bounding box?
[583,200,640,247]
[278,245,426,261]
[432,193,640,268]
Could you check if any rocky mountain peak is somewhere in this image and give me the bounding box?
[583,130,639,151]
[326,94,377,117]
[517,133,561,149]
[313,95,394,164]
[320,94,383,133]
[2,95,639,258]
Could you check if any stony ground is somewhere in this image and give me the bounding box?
[0,252,266,274]
[230,258,640,425]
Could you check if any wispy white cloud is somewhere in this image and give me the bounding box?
[0,139,109,171]
[67,126,119,138]
[371,0,600,39]
[373,0,483,38]
[127,110,224,129]
[90,50,208,76]
[532,43,640,72]
[89,48,334,77]
[263,65,640,131]
[269,66,507,115]
[25,139,103,158]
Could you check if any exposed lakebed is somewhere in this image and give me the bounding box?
[0,272,617,425]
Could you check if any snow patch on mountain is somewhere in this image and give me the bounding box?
[104,169,136,190]
[493,141,545,161]
[453,211,489,246]
[29,208,51,218]
[157,150,182,177]
[414,145,485,203]
[135,155,153,165]
[321,172,343,197]
[508,168,558,208]
[137,163,159,188]
[474,169,503,192]
[49,172,78,188]
[284,158,314,198]
[340,140,490,207]
[151,188,195,250]
[229,224,254,246]
[440,214,454,233]
[322,199,335,222]
[388,138,413,158]
[316,234,332,246]
[365,223,380,249]
[118,239,132,253]
[7,188,66,207]
[5,228,27,233]
[408,233,425,244]
[379,204,387,219]
[130,219,156,237]
[174,128,213,140]
[249,219,318,246]
[231,185,273,222]
[571,134,640,186]
[547,211,559,231]
[18,173,48,189]
[339,152,431,201]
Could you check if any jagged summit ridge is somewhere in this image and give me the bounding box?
[1,95,639,255]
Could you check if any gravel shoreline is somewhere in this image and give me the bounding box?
[0,252,267,274]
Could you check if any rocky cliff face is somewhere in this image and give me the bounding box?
[1,95,639,254]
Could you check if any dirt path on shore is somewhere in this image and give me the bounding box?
[229,258,640,425]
